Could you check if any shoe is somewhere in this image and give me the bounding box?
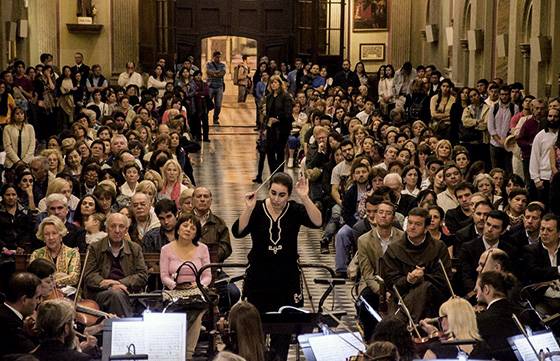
[320,239,330,254]
[335,271,347,279]
[287,158,294,168]
[252,177,263,183]
[203,139,211,143]
[213,120,220,126]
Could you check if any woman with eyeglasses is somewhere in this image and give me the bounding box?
[419,297,490,359]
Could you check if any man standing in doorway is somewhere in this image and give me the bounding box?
[236,55,250,103]
[206,51,226,126]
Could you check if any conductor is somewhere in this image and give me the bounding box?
[232,172,322,360]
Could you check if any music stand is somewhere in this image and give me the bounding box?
[102,318,147,361]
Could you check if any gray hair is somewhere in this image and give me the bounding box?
[105,212,131,228]
[213,352,247,361]
[36,215,68,241]
[383,173,403,186]
[36,299,74,339]
[45,193,68,207]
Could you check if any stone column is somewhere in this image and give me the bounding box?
[28,0,58,65]
[111,0,139,76]
[519,43,530,91]
[389,0,412,66]
[460,39,469,86]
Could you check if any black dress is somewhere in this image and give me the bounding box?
[232,200,321,313]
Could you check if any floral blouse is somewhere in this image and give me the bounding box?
[29,244,81,287]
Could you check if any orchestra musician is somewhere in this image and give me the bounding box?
[232,172,322,361]
[31,299,91,361]
[381,207,452,320]
[0,272,42,356]
[226,301,267,361]
[419,297,491,359]
[475,270,520,360]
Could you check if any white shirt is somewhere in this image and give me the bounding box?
[355,110,371,125]
[482,236,499,250]
[529,129,558,181]
[118,71,143,88]
[3,302,23,320]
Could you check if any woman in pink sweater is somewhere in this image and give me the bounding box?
[159,213,211,360]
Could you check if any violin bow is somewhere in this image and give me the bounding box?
[392,285,422,339]
[438,259,456,298]
[74,248,91,306]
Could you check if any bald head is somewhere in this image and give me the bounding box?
[476,248,509,274]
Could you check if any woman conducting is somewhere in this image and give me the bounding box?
[30,215,81,288]
[232,172,322,360]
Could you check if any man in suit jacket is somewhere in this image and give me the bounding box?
[454,197,492,256]
[476,270,520,361]
[524,213,560,315]
[70,52,90,85]
[383,173,415,216]
[356,201,404,340]
[506,202,544,253]
[459,210,516,295]
[0,272,42,356]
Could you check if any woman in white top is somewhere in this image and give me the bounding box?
[378,64,396,115]
[3,107,35,168]
[119,162,140,198]
[147,64,167,98]
[401,165,421,197]
[37,177,80,212]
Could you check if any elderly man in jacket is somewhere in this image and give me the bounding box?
[84,212,148,317]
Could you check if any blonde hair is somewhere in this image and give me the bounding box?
[179,188,194,205]
[137,180,158,203]
[435,139,453,159]
[267,74,286,94]
[36,215,68,241]
[144,169,163,191]
[161,158,183,186]
[45,177,70,197]
[40,149,65,174]
[474,173,495,193]
[439,297,481,340]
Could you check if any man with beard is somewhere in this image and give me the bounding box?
[334,161,371,277]
[332,59,360,94]
[381,207,451,320]
[0,272,42,356]
[530,108,559,204]
[517,98,547,184]
[32,299,92,360]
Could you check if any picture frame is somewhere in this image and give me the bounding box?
[352,0,388,32]
[360,43,385,61]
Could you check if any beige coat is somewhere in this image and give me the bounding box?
[357,226,404,295]
[3,123,36,168]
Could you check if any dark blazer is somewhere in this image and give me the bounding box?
[342,184,360,226]
[524,242,560,284]
[505,224,531,252]
[0,303,36,356]
[476,298,520,361]
[444,206,472,235]
[455,223,478,251]
[396,193,416,216]
[32,339,91,361]
[458,236,517,293]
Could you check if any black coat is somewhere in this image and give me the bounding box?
[454,223,478,254]
[444,206,472,235]
[458,236,517,293]
[32,339,91,361]
[0,303,36,356]
[524,242,560,284]
[476,298,520,361]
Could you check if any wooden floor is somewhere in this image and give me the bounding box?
[192,86,359,358]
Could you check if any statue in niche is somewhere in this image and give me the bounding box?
[77,0,93,17]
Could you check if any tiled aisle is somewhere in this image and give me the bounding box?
[192,88,359,359]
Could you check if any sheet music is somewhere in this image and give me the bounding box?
[109,313,187,361]
[111,320,146,355]
[308,332,365,361]
[144,313,187,361]
[512,332,560,361]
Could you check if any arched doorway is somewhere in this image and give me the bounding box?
[201,36,258,77]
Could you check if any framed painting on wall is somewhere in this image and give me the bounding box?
[360,43,385,61]
[353,0,388,32]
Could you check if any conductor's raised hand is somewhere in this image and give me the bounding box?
[244,191,257,209]
[295,176,309,199]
